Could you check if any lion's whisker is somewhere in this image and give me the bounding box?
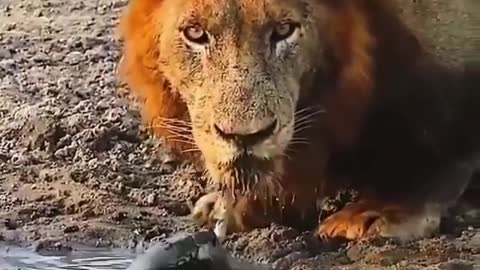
[294,125,314,134]
[182,148,202,153]
[152,116,192,125]
[145,126,193,140]
[294,120,316,130]
[294,110,326,124]
[295,107,326,118]
[294,106,325,117]
[149,124,192,133]
[289,141,311,146]
[151,124,191,132]
[165,134,195,142]
[290,137,311,144]
[164,132,196,142]
[165,138,197,146]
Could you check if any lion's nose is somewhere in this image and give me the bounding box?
[213,119,278,147]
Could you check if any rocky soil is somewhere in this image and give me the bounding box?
[0,0,478,269]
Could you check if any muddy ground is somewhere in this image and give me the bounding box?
[0,0,478,269]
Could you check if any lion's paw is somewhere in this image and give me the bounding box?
[191,192,222,226]
[316,201,442,242]
[190,192,268,238]
[317,206,381,240]
[190,192,240,238]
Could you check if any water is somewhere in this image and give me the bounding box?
[0,246,137,270]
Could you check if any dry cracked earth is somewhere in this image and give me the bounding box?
[0,0,478,269]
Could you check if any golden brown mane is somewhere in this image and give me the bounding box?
[118,0,191,155]
[319,0,427,149]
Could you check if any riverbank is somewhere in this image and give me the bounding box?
[0,0,478,269]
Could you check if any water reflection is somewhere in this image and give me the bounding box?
[0,245,136,270]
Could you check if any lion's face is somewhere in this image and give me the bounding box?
[151,0,330,194]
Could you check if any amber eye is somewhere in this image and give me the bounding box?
[270,22,298,43]
[183,25,209,44]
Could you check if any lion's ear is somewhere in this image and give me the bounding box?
[116,0,188,139]
[321,0,424,149]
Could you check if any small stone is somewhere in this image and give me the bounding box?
[33,9,43,17]
[0,48,12,59]
[64,225,80,233]
[52,52,65,62]
[112,0,128,8]
[33,239,73,255]
[0,59,16,70]
[346,244,367,262]
[64,51,84,65]
[38,169,56,182]
[272,251,309,270]
[4,218,18,230]
[146,193,157,206]
[57,189,71,198]
[111,211,128,222]
[32,53,50,63]
[440,260,473,270]
[5,23,16,31]
[470,233,480,247]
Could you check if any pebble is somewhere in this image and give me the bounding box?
[146,193,157,206]
[440,260,474,270]
[64,51,85,65]
[0,48,13,59]
[470,233,480,247]
[63,225,80,233]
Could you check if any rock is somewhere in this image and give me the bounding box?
[439,260,474,270]
[64,51,85,65]
[3,218,18,230]
[33,239,73,256]
[63,225,80,233]
[146,193,157,206]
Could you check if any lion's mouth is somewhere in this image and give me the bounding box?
[213,154,281,196]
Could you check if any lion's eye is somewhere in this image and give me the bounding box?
[270,22,298,43]
[183,25,209,44]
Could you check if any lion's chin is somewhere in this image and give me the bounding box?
[207,155,283,198]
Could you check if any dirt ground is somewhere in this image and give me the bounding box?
[0,0,478,269]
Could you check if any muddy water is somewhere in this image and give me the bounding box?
[0,246,136,270]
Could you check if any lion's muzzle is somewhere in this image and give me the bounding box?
[202,115,291,196]
[213,118,278,149]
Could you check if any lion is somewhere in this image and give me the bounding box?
[117,0,479,242]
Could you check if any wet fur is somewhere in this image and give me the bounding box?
[118,0,479,239]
